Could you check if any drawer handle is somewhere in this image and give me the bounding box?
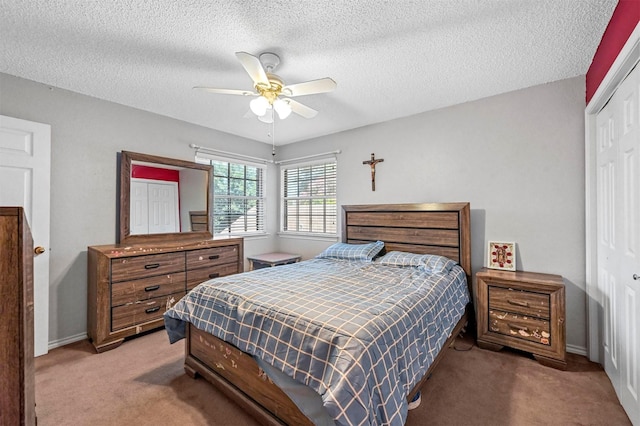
[144,285,160,292]
[507,299,529,308]
[209,255,220,260]
[507,323,529,332]
[145,306,161,314]
[144,263,160,270]
[209,273,220,279]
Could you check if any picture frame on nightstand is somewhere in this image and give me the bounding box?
[487,241,516,271]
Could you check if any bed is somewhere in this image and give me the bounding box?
[165,202,472,425]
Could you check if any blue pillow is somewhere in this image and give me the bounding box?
[316,240,384,262]
[376,251,457,274]
[421,254,457,274]
[376,251,426,267]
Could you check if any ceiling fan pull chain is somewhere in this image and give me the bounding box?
[271,118,276,157]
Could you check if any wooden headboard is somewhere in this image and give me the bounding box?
[342,203,471,281]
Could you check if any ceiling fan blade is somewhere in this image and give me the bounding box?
[282,78,336,97]
[235,51,270,87]
[286,99,318,119]
[193,87,256,96]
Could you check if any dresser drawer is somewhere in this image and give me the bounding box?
[488,309,551,346]
[111,252,184,282]
[111,292,182,331]
[111,272,186,307]
[186,263,239,291]
[186,246,239,270]
[488,286,550,319]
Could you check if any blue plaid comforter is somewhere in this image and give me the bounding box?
[164,258,469,426]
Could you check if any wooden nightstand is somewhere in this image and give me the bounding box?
[247,252,302,271]
[476,268,566,370]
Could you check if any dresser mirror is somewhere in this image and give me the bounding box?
[119,151,212,244]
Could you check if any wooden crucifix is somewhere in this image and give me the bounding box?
[362,153,384,191]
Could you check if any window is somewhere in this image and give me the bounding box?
[197,155,266,237]
[281,160,337,235]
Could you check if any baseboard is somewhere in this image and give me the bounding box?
[567,344,587,357]
[48,332,88,350]
[46,333,590,358]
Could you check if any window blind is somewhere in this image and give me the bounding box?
[197,155,266,236]
[281,160,337,235]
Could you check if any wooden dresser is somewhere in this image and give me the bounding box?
[476,268,566,370]
[88,237,243,353]
[0,207,36,425]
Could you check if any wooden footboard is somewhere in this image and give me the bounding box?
[184,305,470,425]
[185,323,312,426]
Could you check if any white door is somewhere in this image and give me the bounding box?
[597,92,620,391]
[129,179,179,235]
[596,63,640,424]
[148,182,179,234]
[130,180,149,235]
[0,115,51,357]
[617,62,639,424]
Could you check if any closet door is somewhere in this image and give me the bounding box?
[616,64,639,424]
[596,85,620,392]
[129,180,149,235]
[129,179,179,235]
[147,182,179,234]
[597,63,640,424]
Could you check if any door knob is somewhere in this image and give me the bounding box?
[34,246,45,255]
[634,274,639,281]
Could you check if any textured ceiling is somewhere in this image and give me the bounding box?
[0,0,617,145]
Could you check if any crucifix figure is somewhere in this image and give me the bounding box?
[362,153,384,191]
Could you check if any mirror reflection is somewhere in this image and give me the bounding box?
[119,151,212,244]
[129,161,208,234]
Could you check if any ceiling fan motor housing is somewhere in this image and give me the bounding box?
[256,73,284,103]
[259,52,280,72]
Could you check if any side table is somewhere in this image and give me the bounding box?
[247,252,302,271]
[476,267,566,370]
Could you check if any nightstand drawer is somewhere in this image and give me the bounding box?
[488,286,550,319]
[488,309,551,346]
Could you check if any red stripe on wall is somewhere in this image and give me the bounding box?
[131,164,180,182]
[586,0,640,103]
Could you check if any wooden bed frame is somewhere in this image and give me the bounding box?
[183,203,472,425]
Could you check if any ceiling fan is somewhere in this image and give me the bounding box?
[195,52,336,123]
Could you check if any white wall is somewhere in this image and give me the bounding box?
[276,76,587,352]
[0,73,279,347]
[179,168,207,231]
[0,72,587,353]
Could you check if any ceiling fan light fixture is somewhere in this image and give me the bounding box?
[250,96,269,116]
[273,98,292,119]
[258,106,274,123]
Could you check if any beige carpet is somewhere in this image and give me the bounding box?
[34,330,630,425]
